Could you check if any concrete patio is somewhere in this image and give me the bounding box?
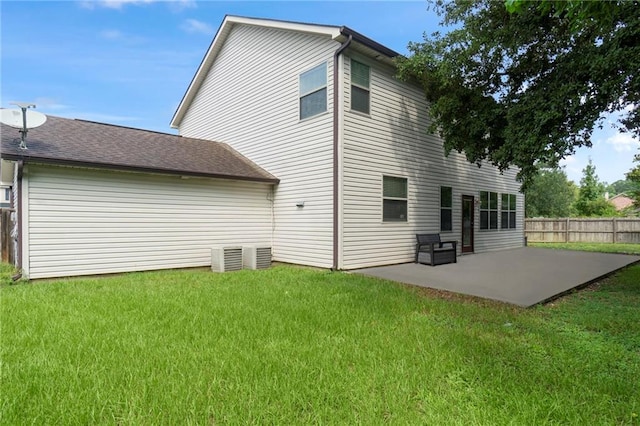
[354,247,640,307]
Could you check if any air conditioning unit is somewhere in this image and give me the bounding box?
[243,245,272,270]
[211,246,243,272]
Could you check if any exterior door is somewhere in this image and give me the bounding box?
[462,195,474,253]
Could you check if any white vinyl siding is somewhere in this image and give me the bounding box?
[179,24,338,268]
[341,54,524,269]
[23,165,273,279]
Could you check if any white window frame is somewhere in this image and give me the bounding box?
[480,191,498,230]
[382,175,408,222]
[299,62,328,120]
[350,59,370,115]
[501,193,517,229]
[440,186,453,232]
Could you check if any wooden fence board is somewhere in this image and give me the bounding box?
[525,218,640,243]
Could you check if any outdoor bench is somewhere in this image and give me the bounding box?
[415,233,457,266]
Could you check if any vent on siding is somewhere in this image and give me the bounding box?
[211,246,243,272]
[243,246,272,270]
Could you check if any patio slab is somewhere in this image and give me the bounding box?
[353,247,640,307]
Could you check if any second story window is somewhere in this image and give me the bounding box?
[299,62,327,120]
[351,59,370,114]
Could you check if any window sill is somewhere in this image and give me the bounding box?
[347,109,371,119]
[298,110,330,123]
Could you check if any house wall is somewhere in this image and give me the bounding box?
[178,24,339,268]
[340,52,524,269]
[22,164,273,279]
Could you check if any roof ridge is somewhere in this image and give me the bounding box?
[74,118,180,137]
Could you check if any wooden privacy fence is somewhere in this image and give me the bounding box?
[1,209,15,263]
[525,218,640,244]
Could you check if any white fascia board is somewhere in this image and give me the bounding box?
[170,15,341,129]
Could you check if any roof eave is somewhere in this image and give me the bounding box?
[0,153,280,185]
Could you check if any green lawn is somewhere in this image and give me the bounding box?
[530,241,640,255]
[1,263,639,424]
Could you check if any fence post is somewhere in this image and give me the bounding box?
[613,218,617,244]
[565,218,570,243]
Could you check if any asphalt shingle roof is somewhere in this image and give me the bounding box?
[1,114,278,183]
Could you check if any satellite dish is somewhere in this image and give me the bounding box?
[0,108,47,129]
[1,103,47,150]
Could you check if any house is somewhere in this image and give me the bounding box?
[0,185,10,209]
[171,16,524,271]
[0,162,12,208]
[609,193,634,211]
[0,118,278,279]
[1,15,524,279]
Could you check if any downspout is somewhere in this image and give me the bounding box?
[14,160,24,281]
[332,33,352,271]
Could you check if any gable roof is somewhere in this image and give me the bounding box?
[0,114,278,183]
[610,193,634,210]
[170,15,400,129]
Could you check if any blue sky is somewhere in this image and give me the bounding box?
[1,0,637,187]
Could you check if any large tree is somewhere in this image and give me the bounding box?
[524,166,577,218]
[396,0,640,187]
[574,159,617,217]
[605,179,640,197]
[627,150,640,207]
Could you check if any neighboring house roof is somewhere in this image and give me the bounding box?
[0,115,279,183]
[610,193,634,210]
[170,15,400,128]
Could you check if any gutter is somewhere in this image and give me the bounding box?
[332,33,352,271]
[15,160,23,280]
[0,155,279,185]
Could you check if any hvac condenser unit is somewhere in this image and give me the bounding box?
[211,246,243,272]
[243,245,272,270]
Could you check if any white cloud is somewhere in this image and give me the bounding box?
[32,97,69,111]
[100,29,124,40]
[181,19,213,35]
[79,0,195,11]
[80,0,155,10]
[169,0,197,12]
[604,132,640,153]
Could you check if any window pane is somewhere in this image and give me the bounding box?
[352,86,370,114]
[502,193,509,211]
[351,60,370,88]
[480,211,488,230]
[501,212,509,229]
[441,209,452,231]
[490,211,498,229]
[383,199,407,221]
[489,192,498,210]
[510,212,516,228]
[480,191,488,209]
[510,194,516,210]
[300,63,327,95]
[300,89,327,119]
[441,186,452,208]
[383,176,407,198]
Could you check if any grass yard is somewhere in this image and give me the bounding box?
[1,263,639,424]
[530,241,640,255]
